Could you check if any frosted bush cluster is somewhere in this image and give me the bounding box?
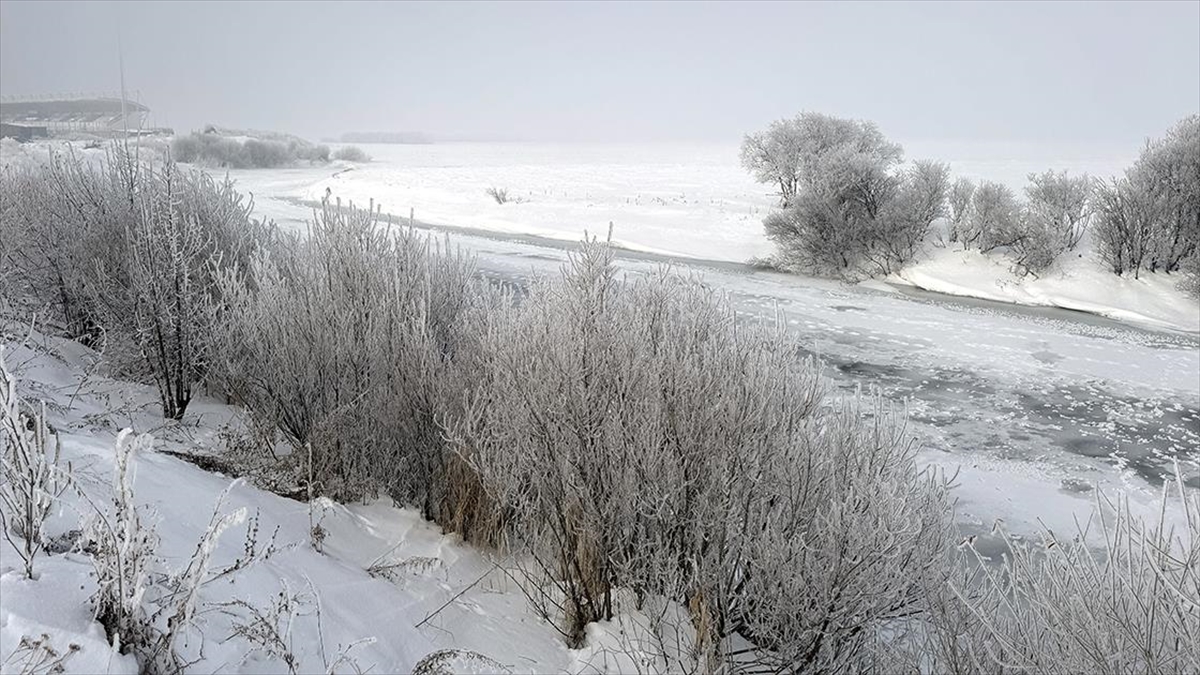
[1094,116,1200,283]
[745,113,1198,286]
[1,145,270,418]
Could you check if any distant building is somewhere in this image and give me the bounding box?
[0,96,150,135]
[0,122,48,142]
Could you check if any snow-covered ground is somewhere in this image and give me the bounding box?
[233,141,779,261]
[1,137,1196,675]
[0,331,689,674]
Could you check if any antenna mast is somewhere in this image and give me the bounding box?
[118,26,128,138]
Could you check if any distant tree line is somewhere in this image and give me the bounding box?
[339,131,433,144]
[743,113,1199,293]
[171,128,332,169]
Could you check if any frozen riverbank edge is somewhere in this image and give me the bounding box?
[281,192,1200,338]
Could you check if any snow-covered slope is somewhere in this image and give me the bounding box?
[0,331,681,674]
[892,242,1199,334]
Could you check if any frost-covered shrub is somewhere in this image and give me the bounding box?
[485,186,511,204]
[212,579,376,675]
[244,138,290,168]
[918,478,1200,674]
[763,191,862,277]
[84,430,247,674]
[213,199,484,516]
[0,170,28,306]
[961,181,1023,253]
[0,151,126,340]
[446,238,957,665]
[1007,218,1061,277]
[1024,170,1092,253]
[93,152,262,419]
[168,133,203,164]
[0,347,67,579]
[1003,171,1094,277]
[172,132,248,167]
[332,145,370,162]
[1,146,269,419]
[85,431,158,662]
[732,399,956,672]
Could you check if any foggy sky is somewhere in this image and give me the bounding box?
[1,0,1197,145]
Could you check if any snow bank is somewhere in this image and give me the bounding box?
[0,331,579,674]
[892,244,1200,334]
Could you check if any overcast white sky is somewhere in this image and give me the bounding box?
[1,1,1197,144]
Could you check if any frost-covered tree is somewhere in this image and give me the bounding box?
[1179,251,1200,298]
[1024,170,1092,252]
[948,178,976,243]
[1001,170,1095,276]
[741,113,902,208]
[1093,176,1159,277]
[1132,115,1200,273]
[1090,116,1199,279]
[740,119,806,207]
[750,113,949,278]
[864,160,950,276]
[962,181,1023,253]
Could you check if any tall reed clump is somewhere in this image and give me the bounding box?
[909,475,1200,674]
[0,346,68,579]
